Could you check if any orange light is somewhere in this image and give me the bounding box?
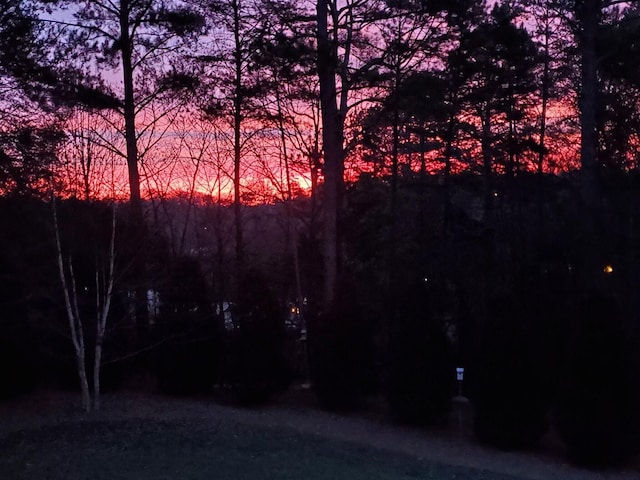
[604,265,613,274]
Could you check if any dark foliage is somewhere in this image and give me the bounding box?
[0,125,65,196]
[0,197,55,394]
[386,273,454,425]
[0,1,119,112]
[0,197,131,394]
[309,273,374,411]
[154,256,219,396]
[0,256,37,399]
[469,291,558,450]
[221,268,291,404]
[1,166,640,472]
[556,292,640,467]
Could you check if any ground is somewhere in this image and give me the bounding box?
[0,389,638,480]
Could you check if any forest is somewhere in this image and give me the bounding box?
[1,0,640,469]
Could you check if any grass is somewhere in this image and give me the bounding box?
[0,418,523,480]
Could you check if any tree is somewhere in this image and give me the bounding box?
[32,0,205,348]
[52,198,117,411]
[199,0,273,284]
[58,109,123,200]
[246,0,320,305]
[314,0,403,308]
[356,0,477,237]
[523,0,574,176]
[37,0,204,216]
[452,2,541,209]
[543,1,639,181]
[557,292,640,466]
[538,0,640,285]
[154,255,219,395]
[0,1,66,197]
[0,124,65,196]
[0,0,120,113]
[596,5,640,170]
[316,0,342,308]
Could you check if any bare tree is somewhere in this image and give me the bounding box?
[52,196,117,412]
[58,109,126,201]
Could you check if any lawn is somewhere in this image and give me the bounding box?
[0,418,522,480]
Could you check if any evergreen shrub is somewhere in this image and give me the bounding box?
[386,277,453,425]
[222,268,291,404]
[556,292,640,467]
[154,257,220,395]
[471,294,552,450]
[309,275,373,411]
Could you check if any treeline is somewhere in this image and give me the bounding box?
[2,169,640,467]
[2,0,640,306]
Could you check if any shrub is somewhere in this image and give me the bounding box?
[0,259,37,399]
[154,257,220,396]
[470,294,552,450]
[0,337,36,399]
[221,268,292,404]
[309,274,373,411]
[155,326,219,395]
[556,292,640,467]
[386,277,453,425]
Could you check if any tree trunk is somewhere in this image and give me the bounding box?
[119,1,147,348]
[77,349,91,412]
[53,197,91,412]
[93,340,103,411]
[538,15,550,176]
[276,89,303,303]
[232,0,244,282]
[443,113,456,238]
[577,0,601,207]
[119,0,141,217]
[481,106,494,216]
[93,205,116,412]
[316,0,343,309]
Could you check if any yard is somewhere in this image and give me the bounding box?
[0,419,521,480]
[0,391,637,480]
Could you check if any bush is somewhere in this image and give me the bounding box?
[0,337,37,399]
[386,277,453,425]
[154,257,220,395]
[221,268,291,404]
[155,327,219,395]
[0,258,37,399]
[309,274,374,411]
[470,294,552,450]
[556,293,640,467]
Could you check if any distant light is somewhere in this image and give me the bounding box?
[604,265,614,274]
[493,191,498,197]
[423,277,428,283]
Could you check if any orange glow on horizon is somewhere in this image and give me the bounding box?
[52,97,586,204]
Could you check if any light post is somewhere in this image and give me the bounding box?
[456,367,464,397]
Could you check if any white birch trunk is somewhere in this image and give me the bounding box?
[53,198,117,412]
[93,205,116,411]
[53,196,91,412]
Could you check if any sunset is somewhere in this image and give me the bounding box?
[1,1,640,478]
